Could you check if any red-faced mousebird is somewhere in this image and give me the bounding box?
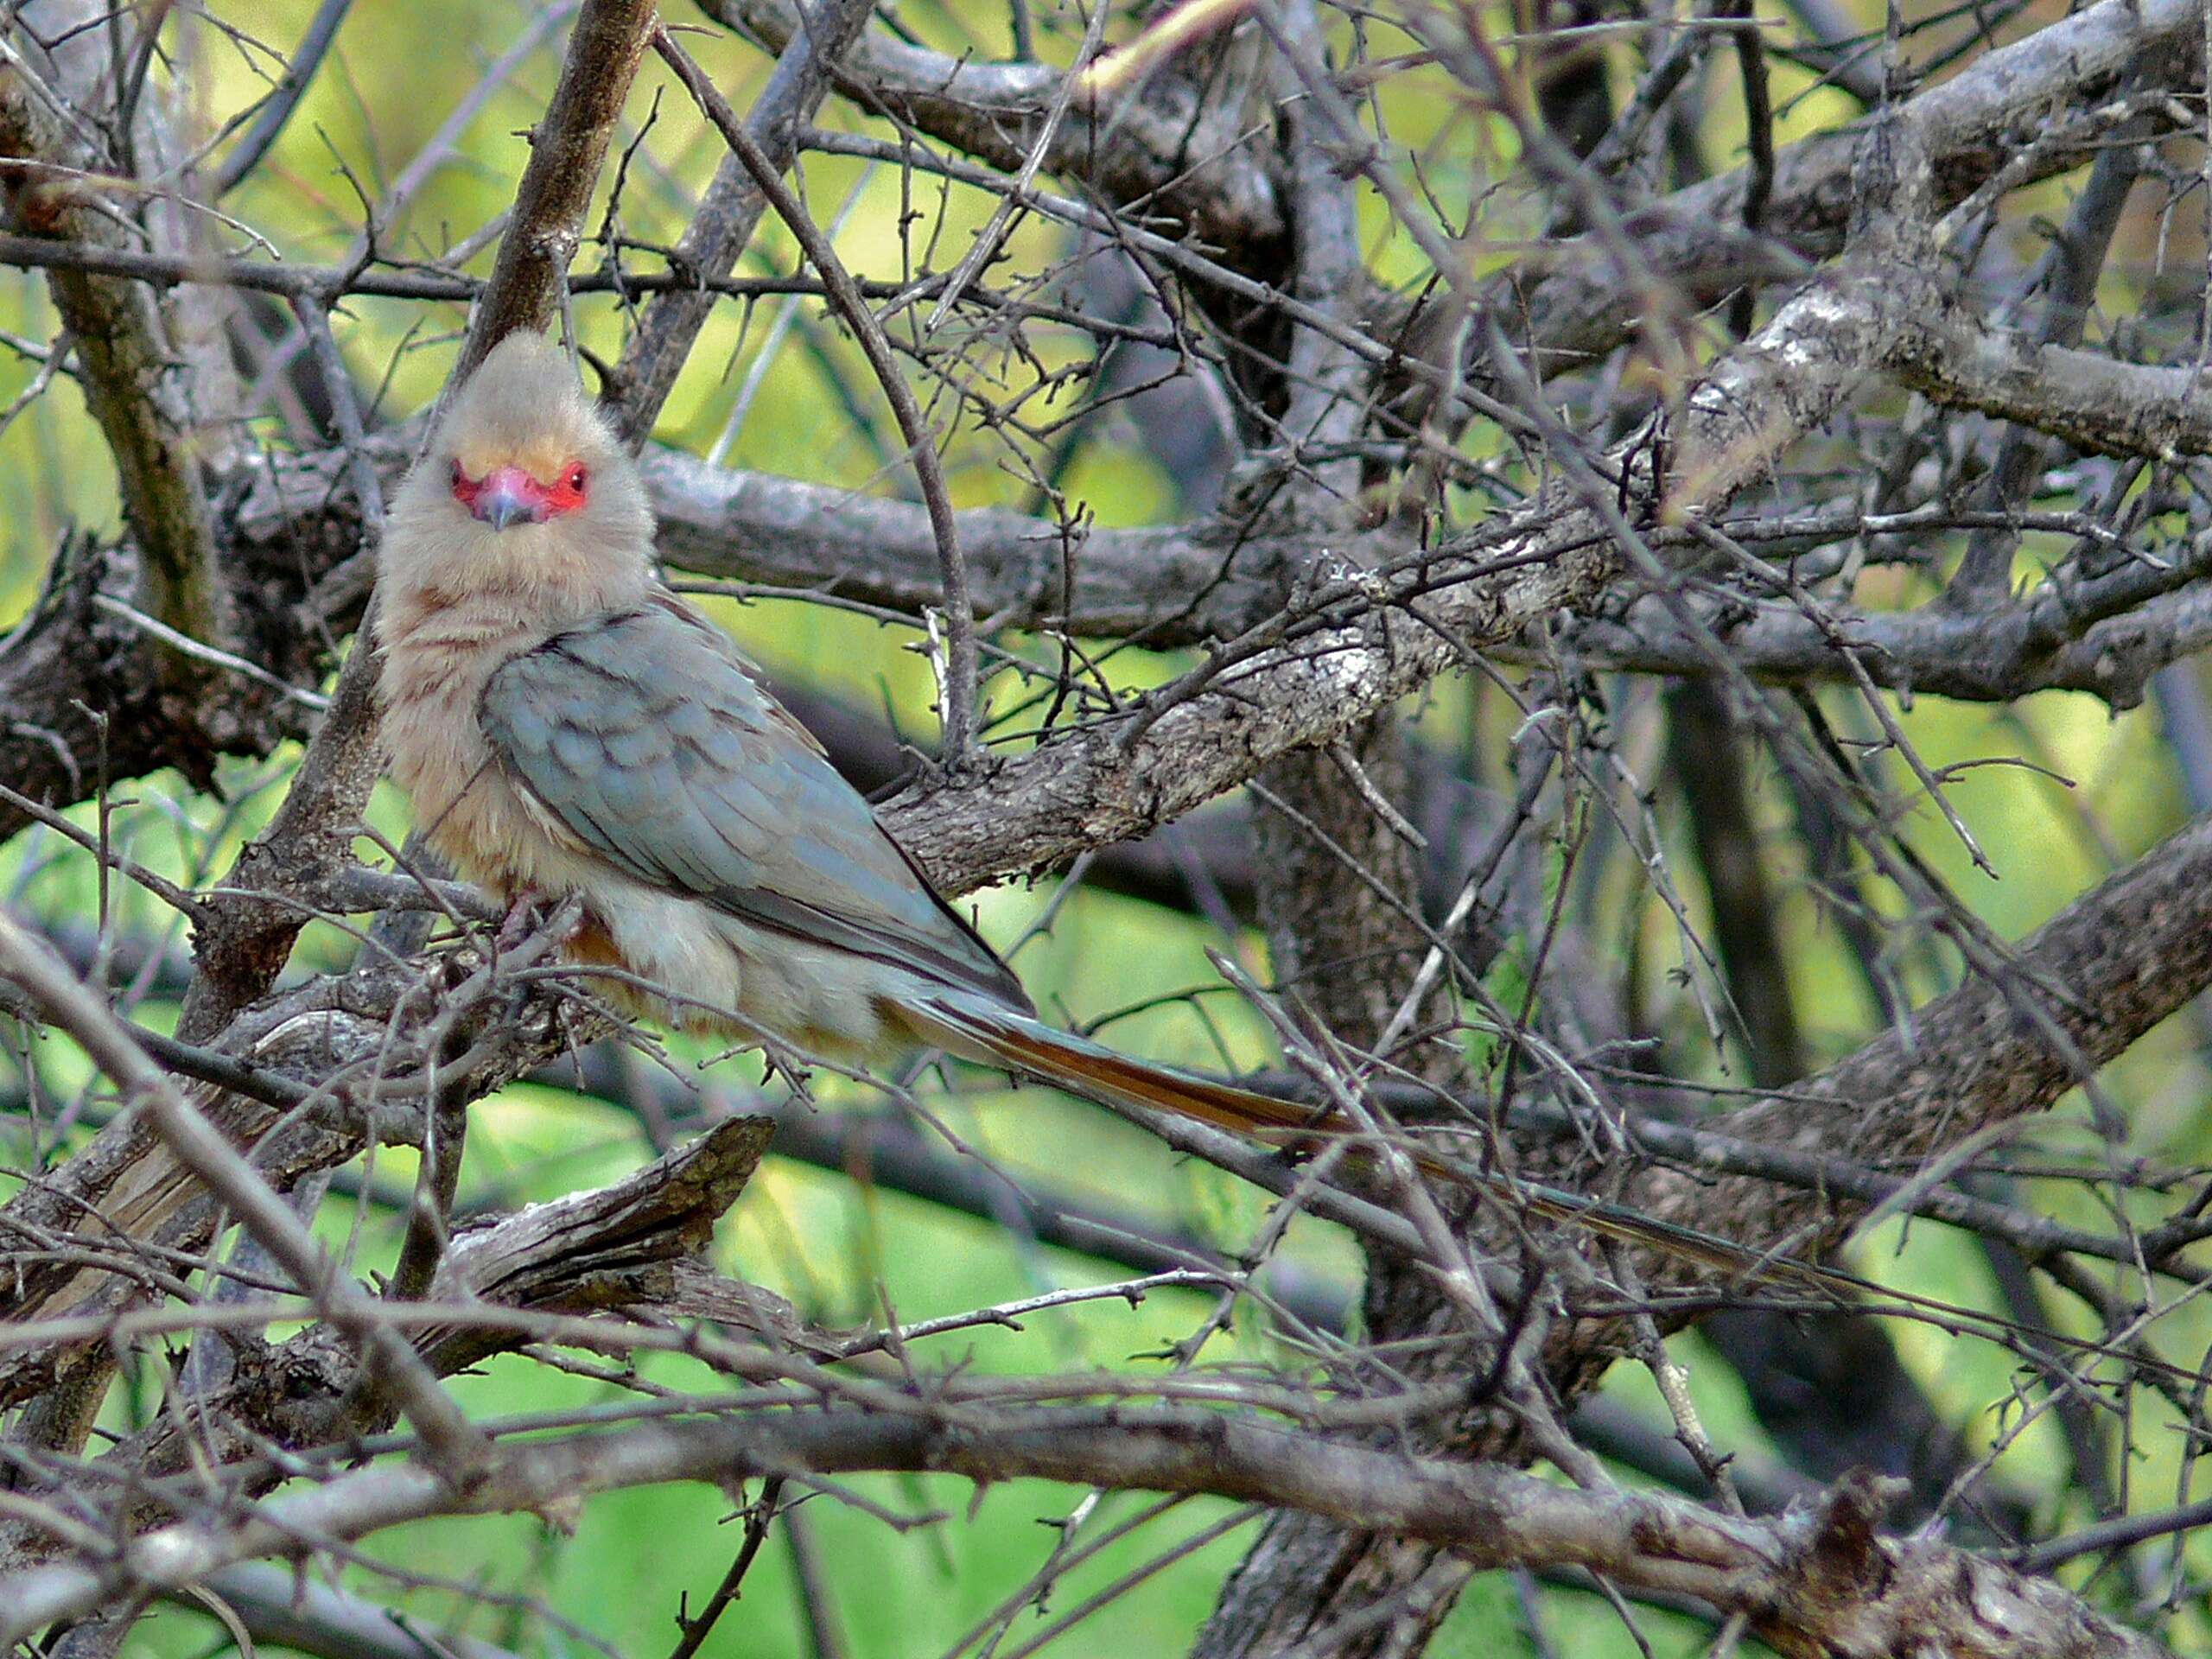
[371,334,1997,1316]
[374,333,1320,1144]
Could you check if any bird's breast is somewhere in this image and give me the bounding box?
[377,599,587,898]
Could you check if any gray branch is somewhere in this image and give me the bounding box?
[0,1411,2164,1659]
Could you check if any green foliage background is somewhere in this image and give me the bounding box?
[4,0,2211,1652]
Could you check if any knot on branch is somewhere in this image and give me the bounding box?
[1782,1466,1904,1614]
[225,1326,361,1451]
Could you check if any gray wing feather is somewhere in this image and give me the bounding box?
[479,600,1030,1011]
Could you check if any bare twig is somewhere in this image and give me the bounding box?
[653,24,982,761]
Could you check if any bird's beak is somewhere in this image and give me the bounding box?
[469,465,550,530]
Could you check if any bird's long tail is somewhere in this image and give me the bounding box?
[895,993,1859,1294]
[895,995,1328,1147]
[895,995,2176,1361]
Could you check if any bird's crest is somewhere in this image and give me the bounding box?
[441,334,613,493]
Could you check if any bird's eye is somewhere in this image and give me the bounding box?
[566,464,588,492]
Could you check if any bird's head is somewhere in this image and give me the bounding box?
[382,334,654,620]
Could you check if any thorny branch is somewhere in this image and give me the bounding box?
[5,0,2212,1653]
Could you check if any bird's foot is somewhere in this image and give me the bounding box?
[493,886,550,954]
[758,1040,816,1100]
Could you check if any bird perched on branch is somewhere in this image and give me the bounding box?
[375,332,1314,1141]
[370,334,1920,1301]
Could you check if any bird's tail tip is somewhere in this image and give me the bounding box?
[896,997,1319,1143]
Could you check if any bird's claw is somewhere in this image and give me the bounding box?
[493,887,549,954]
[759,1041,815,1097]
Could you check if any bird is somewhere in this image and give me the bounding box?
[370,333,1948,1306]
[374,331,1321,1145]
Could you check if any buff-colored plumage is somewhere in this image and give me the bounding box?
[376,333,1315,1139]
[377,340,652,906]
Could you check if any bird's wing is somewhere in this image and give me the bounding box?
[479,597,1031,1010]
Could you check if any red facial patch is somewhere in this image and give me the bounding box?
[450,460,590,527]
[542,461,589,516]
